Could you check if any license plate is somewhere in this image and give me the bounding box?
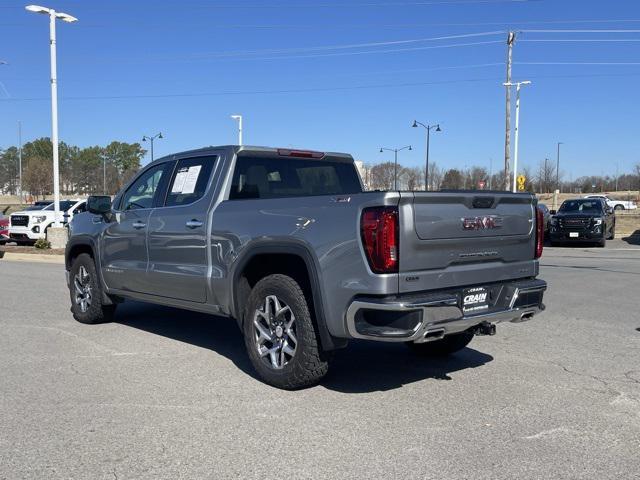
[569,232,579,238]
[462,287,490,314]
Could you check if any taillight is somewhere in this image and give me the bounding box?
[361,206,399,273]
[535,206,544,259]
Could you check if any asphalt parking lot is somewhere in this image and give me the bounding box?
[1,242,639,479]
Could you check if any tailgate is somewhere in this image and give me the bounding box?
[398,192,537,293]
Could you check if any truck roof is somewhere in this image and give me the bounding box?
[150,145,354,165]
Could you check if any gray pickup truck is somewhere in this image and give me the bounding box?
[66,145,546,389]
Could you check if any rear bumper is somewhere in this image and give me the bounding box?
[345,278,546,342]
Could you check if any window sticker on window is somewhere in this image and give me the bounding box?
[171,165,202,194]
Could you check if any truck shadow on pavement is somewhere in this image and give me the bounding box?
[115,301,494,393]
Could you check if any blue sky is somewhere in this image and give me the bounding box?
[1,0,640,179]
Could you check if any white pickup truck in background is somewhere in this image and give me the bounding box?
[584,194,637,211]
[9,199,87,244]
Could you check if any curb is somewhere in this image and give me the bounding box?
[0,252,65,264]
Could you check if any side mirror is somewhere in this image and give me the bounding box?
[550,210,556,215]
[87,195,112,216]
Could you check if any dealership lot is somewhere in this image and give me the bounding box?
[1,244,639,479]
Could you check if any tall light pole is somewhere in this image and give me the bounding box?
[26,5,77,226]
[142,132,163,164]
[556,141,563,192]
[503,80,531,193]
[412,120,441,190]
[18,121,23,202]
[231,115,243,145]
[380,145,412,190]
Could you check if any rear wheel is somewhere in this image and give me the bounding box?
[243,274,329,389]
[406,331,474,357]
[608,224,616,240]
[614,204,624,211]
[69,253,116,324]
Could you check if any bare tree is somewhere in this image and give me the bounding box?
[441,169,464,189]
[404,166,423,191]
[369,162,396,190]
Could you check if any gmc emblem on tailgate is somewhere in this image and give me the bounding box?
[461,215,503,230]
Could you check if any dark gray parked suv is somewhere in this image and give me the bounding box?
[66,145,547,388]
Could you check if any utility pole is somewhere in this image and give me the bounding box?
[504,31,516,191]
[556,142,563,192]
[504,80,531,193]
[18,121,23,202]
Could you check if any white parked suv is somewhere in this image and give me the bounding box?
[9,199,87,244]
[584,195,637,211]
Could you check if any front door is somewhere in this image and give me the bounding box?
[100,162,172,293]
[146,155,218,303]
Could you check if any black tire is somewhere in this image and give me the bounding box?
[406,331,474,357]
[243,274,329,389]
[614,204,624,211]
[608,225,616,240]
[596,238,606,248]
[69,253,115,324]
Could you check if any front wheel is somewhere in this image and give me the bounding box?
[614,204,624,211]
[243,274,329,389]
[406,331,474,357]
[69,253,116,324]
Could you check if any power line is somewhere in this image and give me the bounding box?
[520,38,640,42]
[520,29,640,33]
[168,31,506,59]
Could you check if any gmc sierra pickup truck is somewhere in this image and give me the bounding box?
[66,145,546,389]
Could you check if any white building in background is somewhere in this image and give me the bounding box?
[354,160,370,190]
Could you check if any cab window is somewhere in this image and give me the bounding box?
[120,163,169,211]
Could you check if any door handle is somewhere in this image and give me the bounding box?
[132,221,146,229]
[185,220,203,229]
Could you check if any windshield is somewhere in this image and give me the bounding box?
[559,199,604,214]
[43,201,76,212]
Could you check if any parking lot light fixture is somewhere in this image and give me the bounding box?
[380,145,412,190]
[25,4,77,227]
[231,115,243,145]
[503,80,532,193]
[142,132,163,163]
[412,120,442,190]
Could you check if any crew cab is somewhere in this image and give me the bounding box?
[10,199,87,244]
[549,198,615,247]
[66,145,547,389]
[585,194,637,211]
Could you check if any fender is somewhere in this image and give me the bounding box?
[230,239,348,351]
[65,235,114,306]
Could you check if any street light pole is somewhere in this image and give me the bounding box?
[18,121,23,202]
[380,145,412,190]
[142,132,163,163]
[503,80,531,193]
[230,115,243,145]
[26,5,77,226]
[556,141,563,192]
[412,120,441,190]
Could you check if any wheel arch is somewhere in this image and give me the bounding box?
[65,236,114,306]
[230,241,347,351]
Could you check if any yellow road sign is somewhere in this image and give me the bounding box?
[517,175,526,191]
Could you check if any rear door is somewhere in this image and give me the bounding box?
[398,192,537,293]
[146,155,219,303]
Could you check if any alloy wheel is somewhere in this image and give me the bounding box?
[74,265,93,313]
[253,295,297,370]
